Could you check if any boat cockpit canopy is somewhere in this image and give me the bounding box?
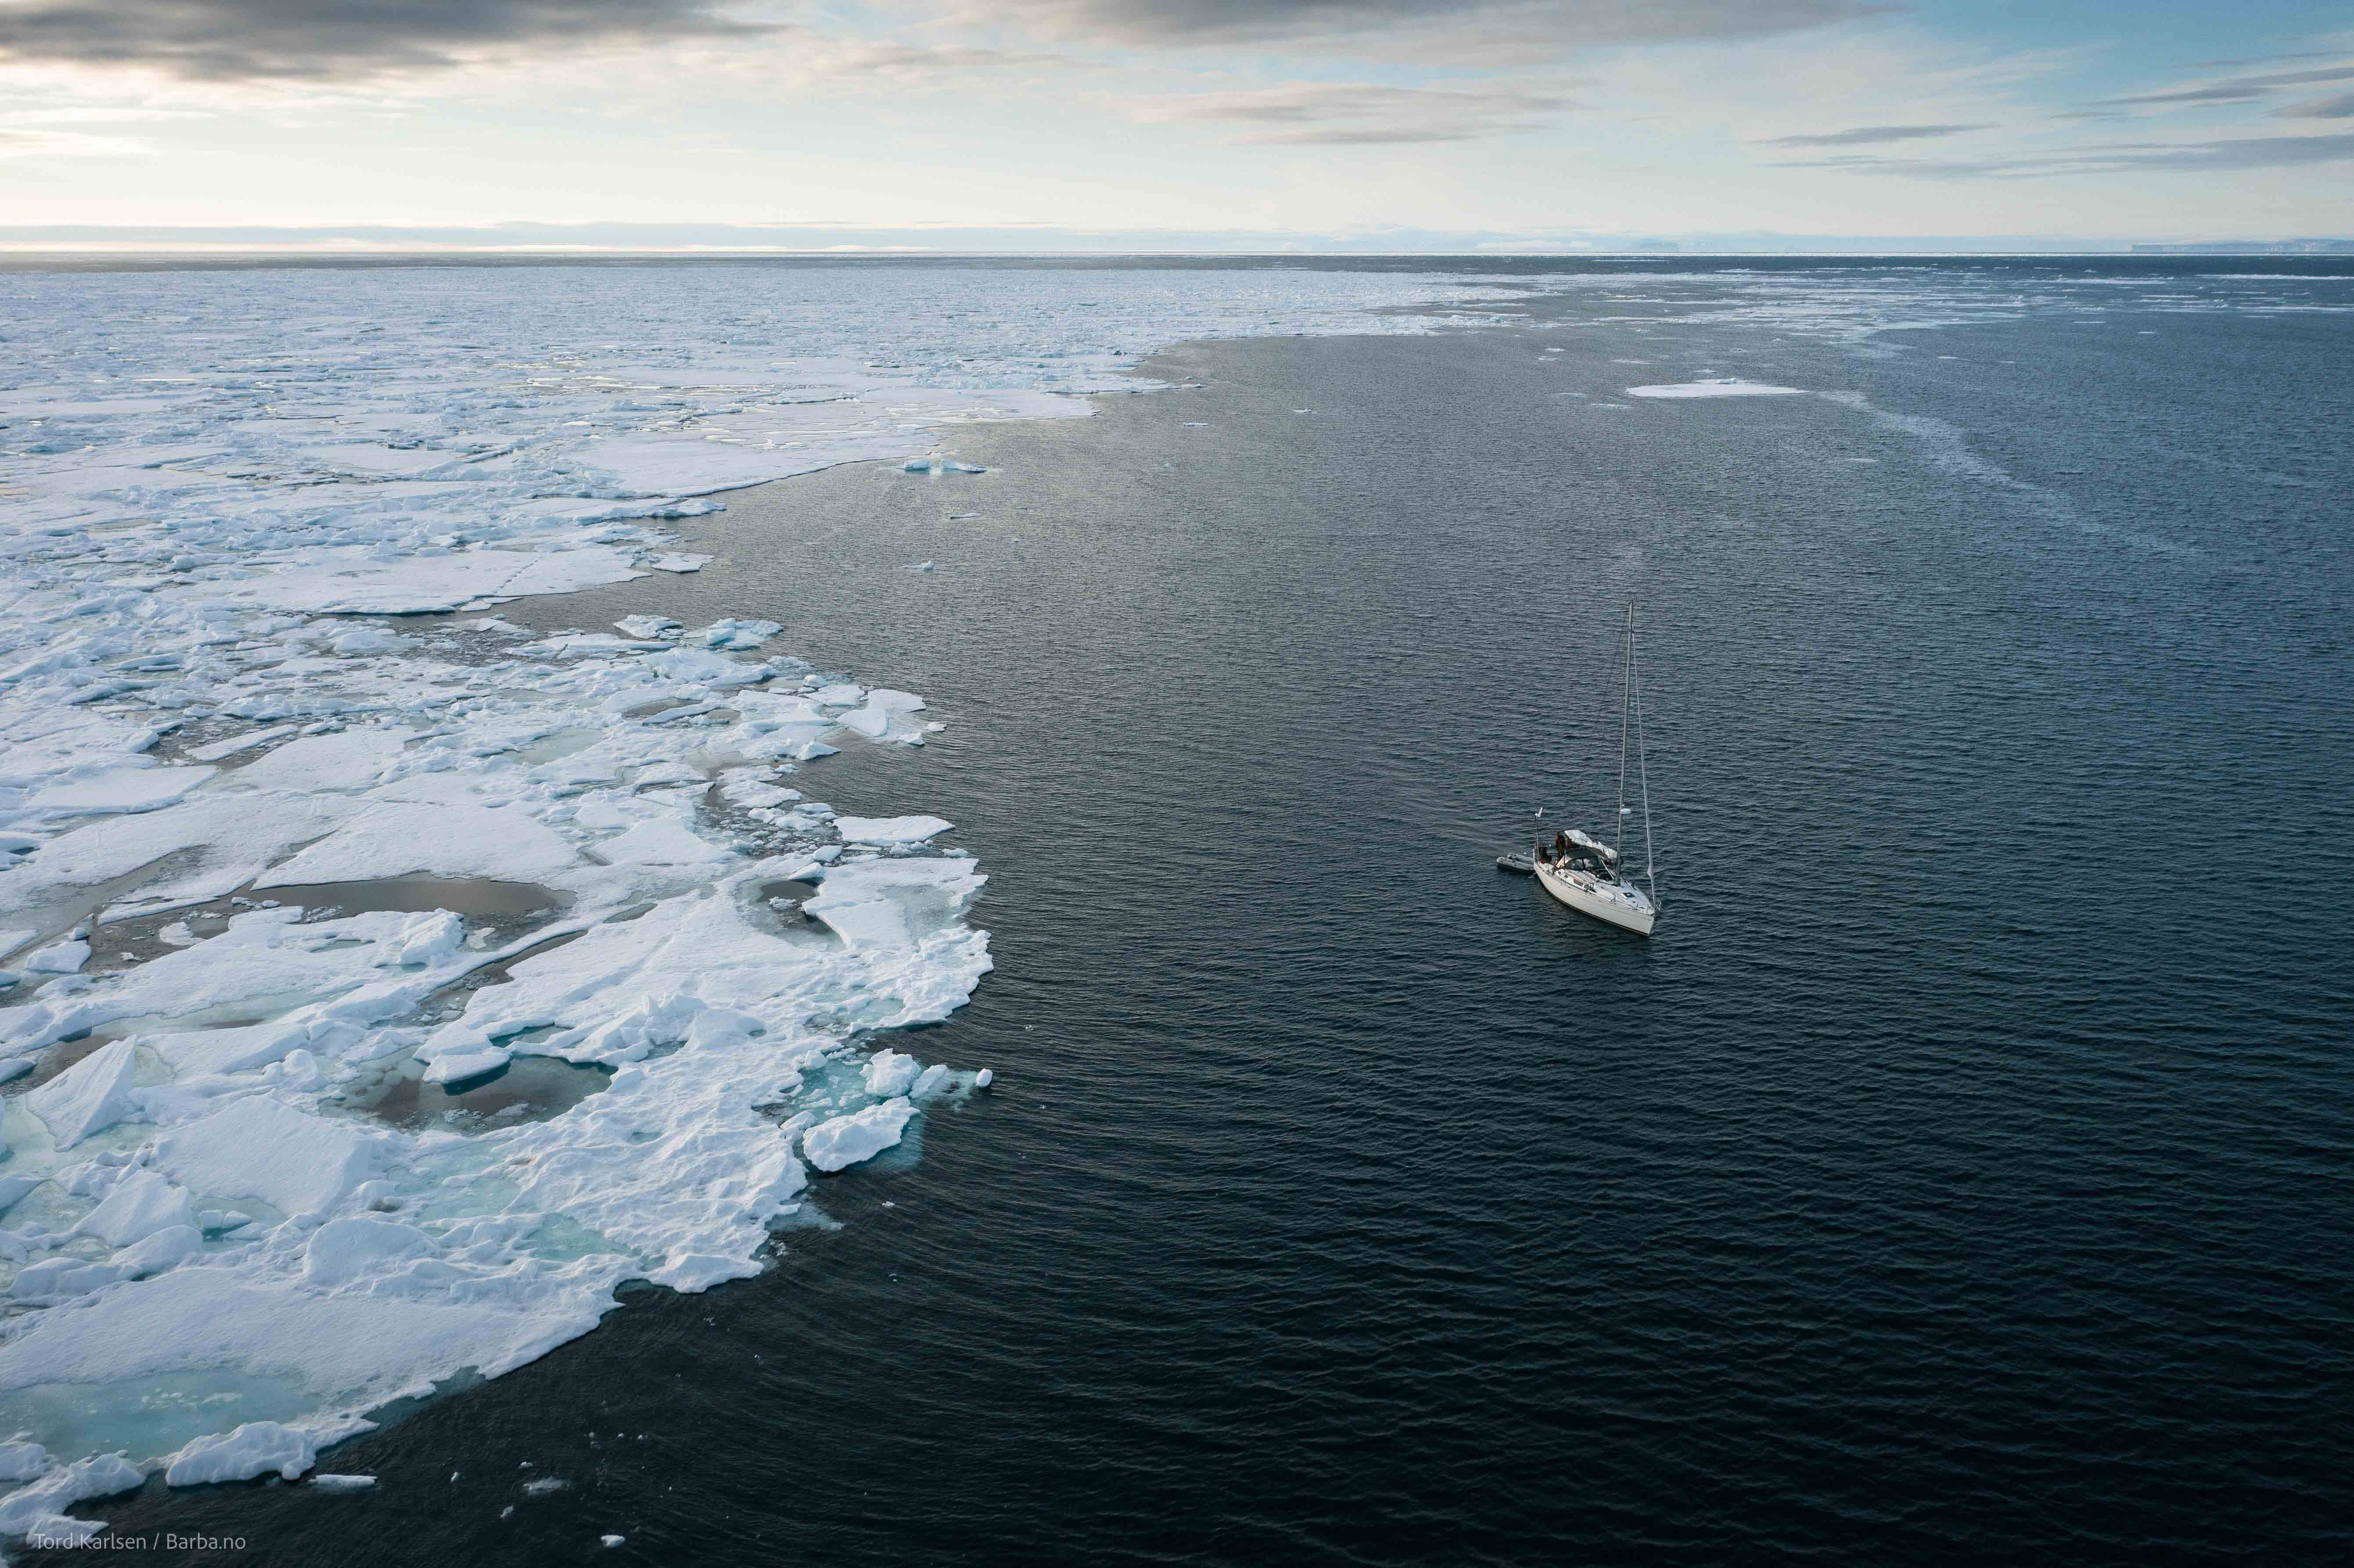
[1566,828,1619,864]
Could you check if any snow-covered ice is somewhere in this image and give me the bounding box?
[1623,378,1807,398]
[802,1098,917,1172]
[0,260,1497,1540]
[834,814,952,846]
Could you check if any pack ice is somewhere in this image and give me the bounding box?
[0,261,1490,1538]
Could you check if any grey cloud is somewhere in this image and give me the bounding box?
[1781,131,2354,179]
[2097,63,2354,109]
[2277,90,2354,119]
[0,0,775,81]
[1762,122,1988,147]
[968,0,1873,59]
[1133,82,1573,144]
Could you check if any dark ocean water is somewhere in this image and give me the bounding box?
[58,259,2354,1565]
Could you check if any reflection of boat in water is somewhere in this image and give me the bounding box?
[1530,607,1660,938]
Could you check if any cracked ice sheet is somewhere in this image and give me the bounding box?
[0,621,992,1525]
[0,262,1499,1536]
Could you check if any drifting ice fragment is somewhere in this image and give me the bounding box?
[0,1441,51,1485]
[1624,378,1804,398]
[153,1094,387,1216]
[975,1068,993,1088]
[23,938,90,975]
[833,814,951,846]
[27,766,212,819]
[802,1098,916,1172]
[422,1046,511,1084]
[863,1049,920,1097]
[0,1454,143,1538]
[313,1475,377,1493]
[164,1422,318,1486]
[697,618,780,650]
[75,1168,196,1248]
[330,628,408,656]
[29,1038,140,1148]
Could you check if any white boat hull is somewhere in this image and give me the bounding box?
[1534,861,1657,936]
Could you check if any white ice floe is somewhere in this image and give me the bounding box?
[801,1099,916,1172]
[22,938,89,975]
[28,766,213,819]
[29,1038,142,1148]
[0,1442,50,1485]
[163,1422,320,1486]
[0,261,1495,1540]
[1624,378,1807,398]
[0,1454,144,1546]
[833,814,952,846]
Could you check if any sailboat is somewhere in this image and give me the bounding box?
[1531,607,1660,936]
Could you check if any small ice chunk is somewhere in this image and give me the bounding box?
[863,1049,919,1098]
[602,1535,626,1548]
[615,615,683,640]
[392,910,465,968]
[422,1045,511,1084]
[165,1422,318,1486]
[0,1440,52,1485]
[28,765,213,818]
[802,1098,916,1172]
[906,561,935,571]
[153,1094,385,1216]
[834,705,891,739]
[975,1068,993,1088]
[22,937,90,974]
[833,814,950,846]
[331,627,409,655]
[304,1215,439,1287]
[644,553,709,573]
[312,1474,377,1493]
[29,1037,140,1148]
[697,618,780,649]
[1624,378,1805,398]
[115,1224,202,1279]
[77,1168,196,1248]
[0,1452,144,1536]
[599,818,733,866]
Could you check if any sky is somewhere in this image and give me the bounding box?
[0,0,2350,247]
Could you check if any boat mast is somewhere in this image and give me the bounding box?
[1614,604,1632,867]
[1630,608,1657,907]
